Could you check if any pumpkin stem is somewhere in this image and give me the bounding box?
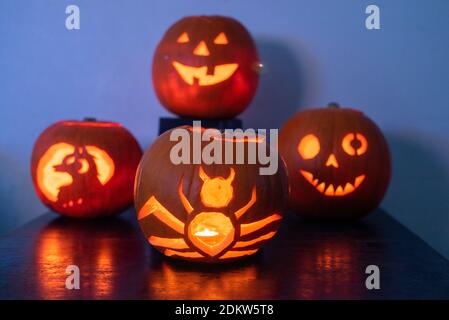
[83,117,97,122]
[327,102,340,109]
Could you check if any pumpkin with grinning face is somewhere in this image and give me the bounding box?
[279,103,391,219]
[152,15,260,119]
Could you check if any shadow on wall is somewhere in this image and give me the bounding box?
[384,131,449,260]
[0,153,20,234]
[241,37,320,130]
[0,152,43,235]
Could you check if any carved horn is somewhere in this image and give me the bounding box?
[198,166,210,182]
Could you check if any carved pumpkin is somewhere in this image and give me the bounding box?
[279,103,391,219]
[135,127,286,263]
[152,16,260,119]
[31,119,142,218]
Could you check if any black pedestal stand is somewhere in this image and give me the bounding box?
[158,117,242,135]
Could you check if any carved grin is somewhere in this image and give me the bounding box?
[300,170,365,197]
[172,61,238,86]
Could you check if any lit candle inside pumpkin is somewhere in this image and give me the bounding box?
[195,228,219,237]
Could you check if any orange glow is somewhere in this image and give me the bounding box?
[193,41,210,56]
[137,196,185,234]
[324,184,335,196]
[94,239,114,297]
[213,135,264,143]
[62,121,121,127]
[342,133,368,156]
[317,182,325,193]
[234,231,276,248]
[172,61,238,86]
[188,126,207,133]
[214,32,228,44]
[147,261,260,299]
[35,230,71,298]
[298,134,320,159]
[188,212,235,257]
[37,143,75,202]
[164,249,203,259]
[325,154,339,168]
[177,32,189,43]
[78,158,90,173]
[300,170,366,197]
[219,249,259,260]
[178,178,194,214]
[84,146,115,185]
[195,228,219,237]
[36,143,115,203]
[36,230,65,298]
[235,186,256,219]
[240,214,282,236]
[149,236,189,250]
[66,156,76,165]
[36,227,115,298]
[143,167,280,260]
[199,167,234,208]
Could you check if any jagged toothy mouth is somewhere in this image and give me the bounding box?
[300,170,365,197]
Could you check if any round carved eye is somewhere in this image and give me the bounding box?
[342,133,368,156]
[298,134,320,159]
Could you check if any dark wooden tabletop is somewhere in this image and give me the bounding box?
[0,208,448,299]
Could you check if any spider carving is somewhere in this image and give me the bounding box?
[137,166,282,261]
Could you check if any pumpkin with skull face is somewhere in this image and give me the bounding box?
[135,126,286,263]
[31,119,142,218]
[152,15,260,119]
[279,104,391,219]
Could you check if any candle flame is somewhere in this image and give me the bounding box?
[195,228,219,237]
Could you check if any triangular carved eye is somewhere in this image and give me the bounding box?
[214,32,228,44]
[177,32,189,43]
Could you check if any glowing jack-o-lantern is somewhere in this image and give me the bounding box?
[135,127,286,263]
[152,15,260,119]
[279,103,391,219]
[31,119,142,218]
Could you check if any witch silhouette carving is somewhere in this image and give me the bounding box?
[53,146,104,210]
[31,120,143,218]
[33,142,119,217]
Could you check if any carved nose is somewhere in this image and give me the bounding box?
[326,154,339,168]
[193,41,210,56]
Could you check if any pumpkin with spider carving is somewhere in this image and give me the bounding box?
[279,103,391,219]
[134,126,286,263]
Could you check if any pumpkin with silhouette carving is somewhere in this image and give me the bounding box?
[31,119,142,218]
[152,15,260,119]
[135,126,286,263]
[279,104,391,219]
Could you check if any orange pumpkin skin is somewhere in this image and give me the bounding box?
[31,120,142,218]
[135,127,286,263]
[152,16,260,119]
[279,105,391,219]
